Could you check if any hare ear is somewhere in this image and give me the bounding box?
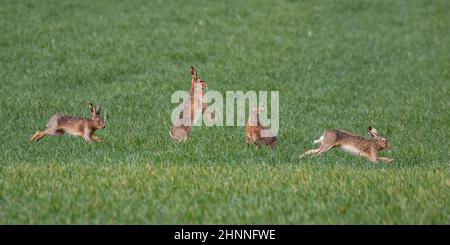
[259,104,265,112]
[367,127,379,138]
[96,105,101,116]
[191,66,198,78]
[104,109,107,121]
[88,102,96,115]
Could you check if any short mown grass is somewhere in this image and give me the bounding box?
[0,0,449,224]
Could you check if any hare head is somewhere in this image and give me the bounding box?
[367,126,391,150]
[251,105,265,114]
[191,66,208,90]
[88,102,106,129]
[248,105,265,126]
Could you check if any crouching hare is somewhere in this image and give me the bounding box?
[246,105,277,149]
[30,102,106,143]
[300,127,394,163]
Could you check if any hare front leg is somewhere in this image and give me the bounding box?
[202,102,208,113]
[92,136,103,142]
[202,102,216,124]
[83,129,93,143]
[246,135,252,145]
[378,157,395,163]
[367,152,379,163]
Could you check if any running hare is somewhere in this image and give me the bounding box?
[300,127,393,163]
[30,102,106,143]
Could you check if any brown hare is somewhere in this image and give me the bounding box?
[170,66,209,142]
[246,105,277,149]
[300,127,394,163]
[30,102,106,143]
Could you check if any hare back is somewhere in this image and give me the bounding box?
[326,130,374,154]
[47,114,88,135]
[324,130,366,143]
[47,114,81,127]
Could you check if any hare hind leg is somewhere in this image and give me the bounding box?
[31,128,64,142]
[30,131,43,142]
[30,130,51,142]
[300,148,321,158]
[313,142,335,156]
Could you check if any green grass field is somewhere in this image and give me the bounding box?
[0,0,449,224]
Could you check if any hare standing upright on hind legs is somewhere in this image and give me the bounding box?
[30,102,107,143]
[170,66,209,142]
[300,127,394,163]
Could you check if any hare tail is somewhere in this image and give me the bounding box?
[313,136,324,144]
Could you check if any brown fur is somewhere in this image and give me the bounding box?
[300,127,393,163]
[30,102,106,143]
[246,106,277,149]
[188,66,208,123]
[169,125,191,143]
[170,66,209,142]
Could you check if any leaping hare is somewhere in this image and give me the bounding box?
[246,105,277,149]
[300,127,394,163]
[30,102,106,143]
